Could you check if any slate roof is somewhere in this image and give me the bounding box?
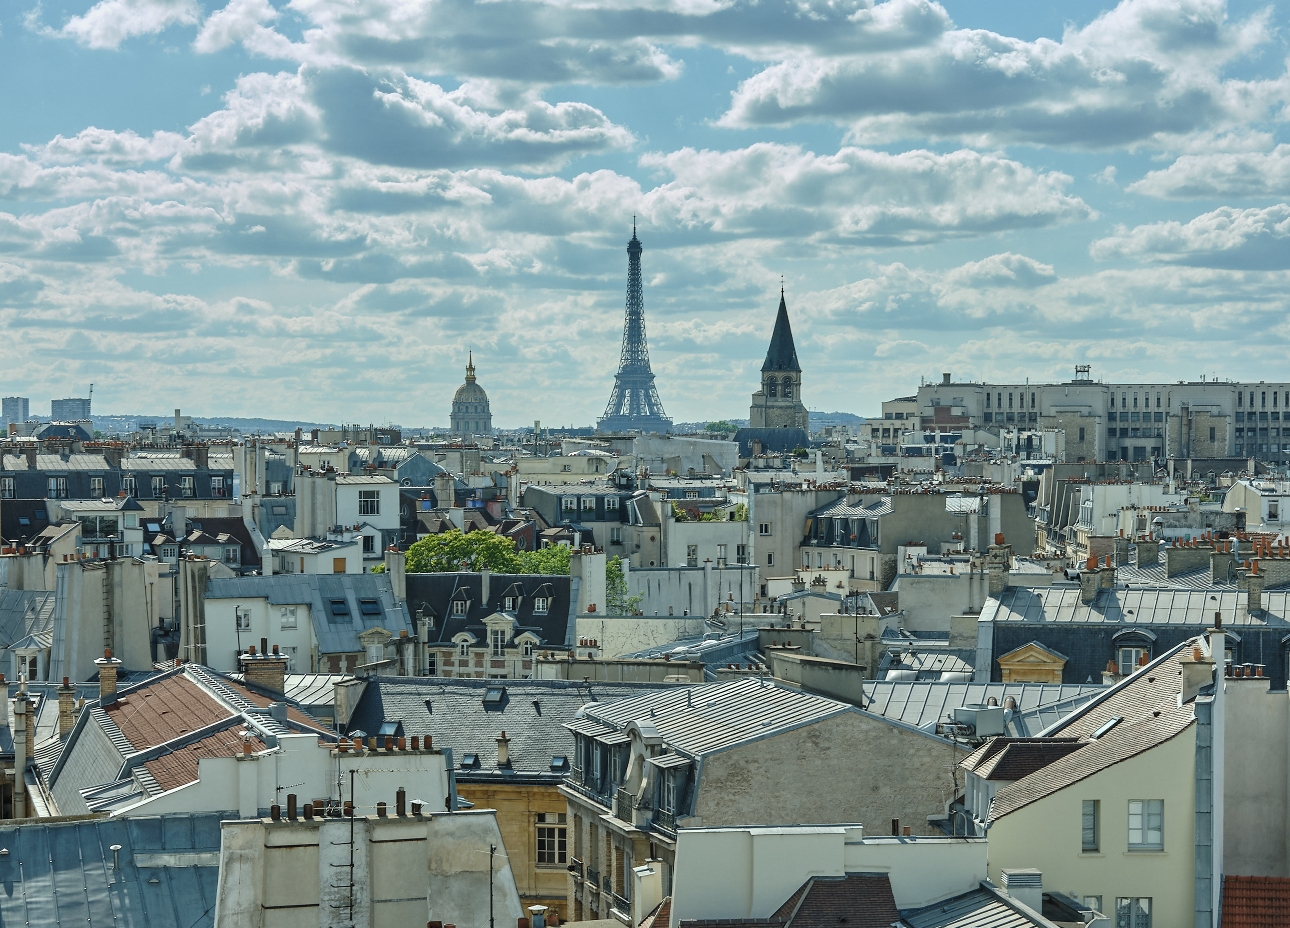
[0,812,223,928]
[183,517,261,569]
[0,588,56,652]
[857,682,1105,737]
[206,573,411,655]
[899,883,1054,928]
[405,572,577,650]
[574,678,851,758]
[984,586,1290,626]
[345,677,675,782]
[1221,875,1290,927]
[810,497,895,519]
[0,499,53,542]
[762,293,801,373]
[960,738,1084,781]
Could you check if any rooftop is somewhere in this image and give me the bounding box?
[984,585,1290,626]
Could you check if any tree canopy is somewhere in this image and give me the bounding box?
[403,530,573,574]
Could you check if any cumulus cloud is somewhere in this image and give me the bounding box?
[1130,145,1290,198]
[1090,205,1290,269]
[52,0,200,49]
[940,253,1057,289]
[639,144,1091,244]
[720,0,1287,149]
[194,0,279,53]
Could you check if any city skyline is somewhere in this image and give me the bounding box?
[2,0,1289,424]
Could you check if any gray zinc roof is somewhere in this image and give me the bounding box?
[578,677,851,757]
[0,589,56,652]
[2,453,110,471]
[207,573,412,654]
[860,682,1105,737]
[984,585,1290,626]
[0,812,222,928]
[900,883,1053,928]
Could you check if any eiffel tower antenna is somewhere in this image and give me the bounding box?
[597,224,672,434]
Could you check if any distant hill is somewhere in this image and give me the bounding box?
[810,411,866,427]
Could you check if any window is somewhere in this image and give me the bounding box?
[329,599,350,616]
[609,526,622,544]
[235,607,251,630]
[684,490,699,500]
[332,557,346,573]
[1209,427,1216,442]
[604,496,619,512]
[491,628,507,656]
[223,546,239,565]
[122,476,136,497]
[458,641,469,657]
[561,497,576,511]
[523,641,533,657]
[687,544,698,567]
[280,606,297,629]
[1128,800,1163,850]
[0,477,11,499]
[758,523,771,536]
[90,476,104,497]
[1115,897,1151,928]
[151,476,166,498]
[581,497,595,511]
[427,652,438,675]
[180,475,194,498]
[359,489,380,515]
[47,477,67,499]
[504,596,517,612]
[766,552,774,567]
[717,543,727,566]
[211,476,225,497]
[533,596,549,615]
[767,380,777,398]
[1117,647,1147,675]
[1078,427,1085,443]
[1082,800,1099,852]
[359,600,381,616]
[363,534,375,554]
[536,812,568,866]
[736,544,748,565]
[1270,502,1280,521]
[782,379,793,399]
[451,599,468,616]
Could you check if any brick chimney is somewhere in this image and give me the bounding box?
[1179,644,1214,703]
[240,645,288,699]
[58,676,76,739]
[1079,556,1100,604]
[1100,555,1115,590]
[95,648,123,706]
[1242,560,1264,614]
[986,533,1012,596]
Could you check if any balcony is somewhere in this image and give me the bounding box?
[614,788,636,822]
[587,866,600,889]
[653,808,676,834]
[569,858,584,880]
[613,893,630,914]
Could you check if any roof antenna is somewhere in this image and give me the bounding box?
[633,214,636,236]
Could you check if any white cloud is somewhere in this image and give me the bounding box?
[720,0,1287,149]
[1090,204,1290,269]
[194,0,280,53]
[55,0,199,49]
[1130,145,1290,198]
[939,252,1057,290]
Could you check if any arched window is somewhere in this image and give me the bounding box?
[767,380,777,398]
[782,378,793,399]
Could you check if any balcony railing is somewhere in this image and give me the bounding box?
[653,808,676,834]
[613,893,630,914]
[587,866,600,889]
[569,858,584,880]
[615,787,637,822]
[602,875,613,895]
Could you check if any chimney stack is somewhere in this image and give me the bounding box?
[497,730,510,766]
[1079,556,1100,604]
[1001,869,1043,914]
[58,676,76,739]
[239,646,288,699]
[1179,643,1215,703]
[95,649,123,706]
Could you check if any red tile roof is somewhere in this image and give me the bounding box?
[221,677,331,734]
[1222,875,1290,928]
[104,674,234,750]
[776,874,899,928]
[143,729,264,791]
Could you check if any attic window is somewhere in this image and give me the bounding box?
[330,600,349,616]
[550,755,568,771]
[34,511,45,520]
[359,600,381,616]
[146,523,160,533]
[17,518,28,527]
[503,596,517,612]
[461,753,480,768]
[1090,717,1123,740]
[451,599,468,617]
[483,686,505,706]
[533,597,549,615]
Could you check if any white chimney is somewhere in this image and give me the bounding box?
[632,860,665,927]
[1001,868,1043,914]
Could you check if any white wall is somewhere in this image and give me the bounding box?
[669,826,987,927]
[337,481,400,533]
[203,596,316,673]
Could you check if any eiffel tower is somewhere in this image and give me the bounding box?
[597,223,673,433]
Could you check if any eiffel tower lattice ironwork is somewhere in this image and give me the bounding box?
[597,223,672,433]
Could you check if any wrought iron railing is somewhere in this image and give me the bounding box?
[613,893,631,913]
[653,807,676,833]
[587,866,600,889]
[602,875,613,894]
[569,857,584,879]
[615,787,636,821]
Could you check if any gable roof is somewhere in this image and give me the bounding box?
[960,738,1084,781]
[762,293,802,373]
[899,883,1056,928]
[574,678,852,758]
[1221,875,1290,928]
[775,873,900,928]
[405,572,576,650]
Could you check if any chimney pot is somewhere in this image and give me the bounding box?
[287,794,297,820]
[377,802,387,817]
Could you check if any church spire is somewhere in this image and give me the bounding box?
[762,290,801,373]
[465,351,476,383]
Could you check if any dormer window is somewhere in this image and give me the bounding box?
[523,641,534,657]
[491,628,507,656]
[504,596,517,612]
[451,599,467,617]
[533,597,549,615]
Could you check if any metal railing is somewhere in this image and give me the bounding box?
[602,875,613,895]
[615,787,636,821]
[653,808,676,833]
[587,866,600,889]
[569,858,584,879]
[613,893,631,913]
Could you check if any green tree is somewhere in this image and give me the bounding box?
[404,530,522,573]
[516,543,572,575]
[705,420,736,434]
[730,502,748,522]
[606,555,642,615]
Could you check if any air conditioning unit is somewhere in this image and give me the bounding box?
[953,704,1006,737]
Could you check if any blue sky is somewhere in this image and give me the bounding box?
[1,0,1288,426]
